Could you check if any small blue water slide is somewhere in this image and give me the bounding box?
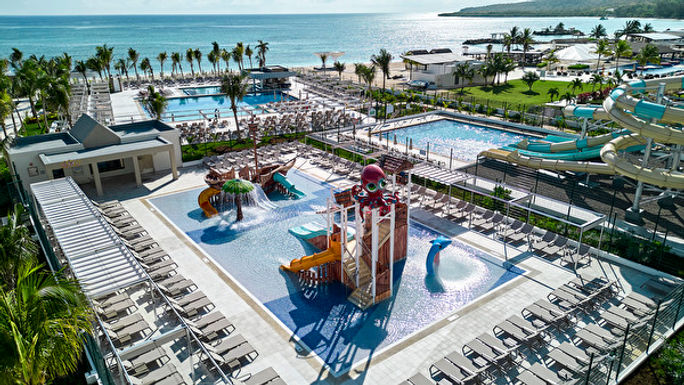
[425,236,453,275]
[273,172,306,199]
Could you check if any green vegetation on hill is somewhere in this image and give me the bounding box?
[440,0,683,19]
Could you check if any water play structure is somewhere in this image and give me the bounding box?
[280,157,415,309]
[425,236,453,276]
[481,76,684,218]
[198,158,301,218]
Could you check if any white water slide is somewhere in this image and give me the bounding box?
[481,76,684,189]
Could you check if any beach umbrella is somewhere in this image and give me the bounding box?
[222,178,255,221]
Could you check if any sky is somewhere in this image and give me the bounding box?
[0,0,523,15]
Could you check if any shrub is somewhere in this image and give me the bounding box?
[568,64,590,70]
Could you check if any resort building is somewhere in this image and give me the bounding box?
[401,50,485,88]
[5,114,180,196]
[243,65,297,91]
[625,32,684,57]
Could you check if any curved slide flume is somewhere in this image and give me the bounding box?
[198,187,221,217]
[280,235,342,272]
[481,76,684,190]
[425,236,452,275]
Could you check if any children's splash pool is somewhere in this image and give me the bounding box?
[149,170,525,374]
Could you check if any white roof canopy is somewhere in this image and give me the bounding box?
[401,53,468,65]
[31,178,147,297]
[555,44,600,62]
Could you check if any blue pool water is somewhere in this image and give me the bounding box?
[149,91,295,121]
[381,119,530,162]
[182,86,223,95]
[149,170,524,374]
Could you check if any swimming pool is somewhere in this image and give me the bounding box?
[149,170,525,374]
[147,91,295,121]
[182,86,222,95]
[380,119,531,162]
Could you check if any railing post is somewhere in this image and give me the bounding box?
[615,323,630,380]
[646,300,663,353]
[674,287,684,329]
[584,352,595,385]
[605,356,615,385]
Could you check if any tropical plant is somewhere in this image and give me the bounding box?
[211,41,220,69]
[453,62,475,94]
[74,60,89,91]
[193,48,202,75]
[371,49,393,91]
[0,92,13,138]
[612,40,633,74]
[333,61,345,80]
[207,51,218,75]
[318,53,328,73]
[114,58,129,80]
[358,64,377,113]
[140,57,153,81]
[220,73,249,138]
[0,259,93,384]
[562,91,575,103]
[127,48,140,81]
[256,40,269,67]
[635,44,661,74]
[9,48,23,68]
[590,24,607,39]
[245,45,254,69]
[593,38,611,72]
[143,86,167,120]
[85,57,103,80]
[520,28,533,67]
[590,73,604,92]
[619,20,642,36]
[95,44,114,79]
[185,48,195,77]
[157,52,167,78]
[170,52,181,78]
[0,205,38,289]
[353,63,363,83]
[547,87,559,101]
[643,23,654,33]
[568,78,584,94]
[521,71,540,91]
[220,49,230,73]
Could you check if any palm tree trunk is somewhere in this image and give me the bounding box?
[235,195,243,221]
[40,94,49,132]
[9,108,17,135]
[596,54,601,73]
[134,66,139,81]
[232,106,241,138]
[28,96,37,119]
[1,122,7,138]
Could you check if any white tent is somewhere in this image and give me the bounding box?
[556,44,600,62]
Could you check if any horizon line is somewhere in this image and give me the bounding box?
[0,11,428,17]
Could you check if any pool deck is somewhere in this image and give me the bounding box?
[82,159,664,385]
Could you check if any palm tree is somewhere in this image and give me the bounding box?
[85,57,103,80]
[507,26,520,50]
[353,63,363,83]
[547,87,559,101]
[333,61,345,80]
[220,73,249,138]
[501,56,517,84]
[193,49,203,75]
[15,59,40,120]
[256,40,269,67]
[612,40,633,75]
[140,57,153,81]
[207,51,218,75]
[245,45,254,69]
[171,52,181,78]
[593,38,610,72]
[635,44,661,75]
[233,43,245,71]
[359,64,377,113]
[0,259,93,384]
[95,44,114,78]
[503,33,514,57]
[620,20,642,36]
[0,204,38,288]
[74,60,89,91]
[520,28,533,67]
[643,23,654,33]
[9,48,23,68]
[220,49,230,73]
[568,78,584,94]
[371,48,393,91]
[590,73,604,92]
[186,48,195,77]
[453,62,474,94]
[521,71,540,92]
[127,48,140,81]
[543,50,559,72]
[590,24,607,39]
[0,92,13,138]
[562,91,575,104]
[477,63,491,86]
[157,52,168,79]
[143,86,167,120]
[319,53,328,74]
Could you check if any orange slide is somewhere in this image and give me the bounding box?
[198,187,221,217]
[280,235,341,272]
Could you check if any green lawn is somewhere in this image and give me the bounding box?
[451,79,596,106]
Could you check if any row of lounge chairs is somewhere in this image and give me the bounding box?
[93,200,287,385]
[405,274,663,385]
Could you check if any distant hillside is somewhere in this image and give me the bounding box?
[439,0,683,19]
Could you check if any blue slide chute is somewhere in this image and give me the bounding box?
[425,236,452,275]
[273,172,306,199]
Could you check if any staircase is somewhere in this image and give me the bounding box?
[345,220,393,310]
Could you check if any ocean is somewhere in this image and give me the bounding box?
[1,14,682,71]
